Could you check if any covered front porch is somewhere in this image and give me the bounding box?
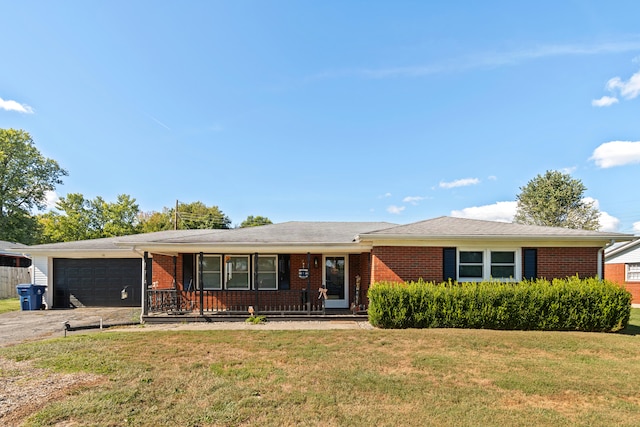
[142,251,371,321]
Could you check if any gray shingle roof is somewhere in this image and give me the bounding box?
[359,216,632,239]
[15,217,634,253]
[135,222,396,244]
[21,221,397,251]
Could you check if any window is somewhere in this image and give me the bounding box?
[256,255,278,290]
[458,249,519,281]
[225,255,250,290]
[491,251,515,278]
[627,263,640,282]
[197,254,280,290]
[459,251,483,279]
[201,255,222,290]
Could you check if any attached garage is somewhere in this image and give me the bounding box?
[53,258,142,308]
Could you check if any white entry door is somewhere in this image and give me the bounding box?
[323,256,348,308]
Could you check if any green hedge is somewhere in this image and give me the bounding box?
[367,276,631,332]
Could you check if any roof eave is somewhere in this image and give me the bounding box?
[115,242,372,254]
[357,233,632,245]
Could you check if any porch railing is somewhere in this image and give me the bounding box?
[146,289,325,315]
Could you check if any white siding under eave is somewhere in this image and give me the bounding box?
[31,255,51,308]
[606,245,640,265]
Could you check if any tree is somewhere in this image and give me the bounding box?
[138,209,174,233]
[239,215,273,228]
[0,128,68,244]
[138,201,232,231]
[514,170,600,230]
[175,201,231,229]
[38,193,140,242]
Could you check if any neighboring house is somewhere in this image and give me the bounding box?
[605,239,640,304]
[0,240,31,267]
[0,241,32,299]
[16,216,634,317]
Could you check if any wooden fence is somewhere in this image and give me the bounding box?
[0,267,31,299]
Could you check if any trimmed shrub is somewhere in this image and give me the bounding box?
[367,277,631,332]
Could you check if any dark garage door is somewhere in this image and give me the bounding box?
[53,258,142,308]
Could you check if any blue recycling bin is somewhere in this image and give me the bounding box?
[16,284,46,311]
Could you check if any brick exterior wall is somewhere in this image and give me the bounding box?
[151,254,183,289]
[149,246,605,309]
[371,246,602,284]
[371,246,444,283]
[535,247,599,279]
[605,263,640,304]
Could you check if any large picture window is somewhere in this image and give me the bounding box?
[197,254,280,290]
[458,249,519,281]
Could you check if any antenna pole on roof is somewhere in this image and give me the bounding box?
[175,199,178,230]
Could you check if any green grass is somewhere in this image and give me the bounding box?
[0,298,20,314]
[1,309,640,426]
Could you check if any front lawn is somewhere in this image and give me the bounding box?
[2,312,640,426]
[0,298,20,314]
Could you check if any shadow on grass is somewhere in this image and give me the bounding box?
[618,308,640,336]
[619,323,640,336]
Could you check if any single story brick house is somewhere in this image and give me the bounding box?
[16,216,635,317]
[605,240,640,304]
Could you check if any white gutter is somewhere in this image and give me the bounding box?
[598,239,616,280]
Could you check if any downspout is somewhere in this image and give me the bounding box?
[598,240,615,280]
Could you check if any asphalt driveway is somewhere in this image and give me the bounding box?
[0,307,141,347]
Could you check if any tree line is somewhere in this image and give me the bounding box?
[0,128,600,245]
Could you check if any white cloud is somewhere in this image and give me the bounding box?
[44,191,60,210]
[378,192,392,199]
[590,140,640,168]
[606,70,640,99]
[403,196,426,205]
[597,211,620,232]
[591,96,619,107]
[633,221,640,234]
[387,205,405,214]
[439,178,480,189]
[451,201,517,223]
[0,97,34,114]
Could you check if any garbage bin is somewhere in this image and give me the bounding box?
[16,284,46,311]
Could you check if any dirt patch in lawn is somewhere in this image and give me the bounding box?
[0,357,103,426]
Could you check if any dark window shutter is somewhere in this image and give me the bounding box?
[443,248,457,281]
[278,255,290,290]
[523,249,537,280]
[182,254,194,291]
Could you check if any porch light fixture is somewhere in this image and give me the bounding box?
[314,256,319,268]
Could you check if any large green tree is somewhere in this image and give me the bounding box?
[513,170,600,230]
[38,193,140,242]
[0,129,68,244]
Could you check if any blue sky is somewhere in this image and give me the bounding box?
[2,1,640,232]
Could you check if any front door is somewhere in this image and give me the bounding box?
[323,256,348,308]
